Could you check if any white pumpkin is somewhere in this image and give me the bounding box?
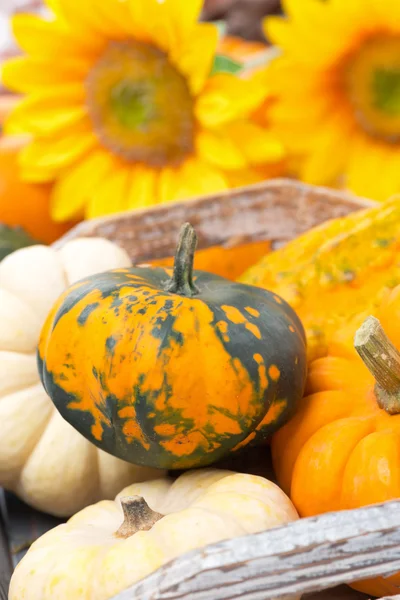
[0,238,162,517]
[9,468,299,600]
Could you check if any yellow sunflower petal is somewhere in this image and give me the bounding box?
[7,83,85,110]
[20,164,57,184]
[129,0,203,53]
[381,159,400,200]
[266,17,342,65]
[175,158,228,200]
[196,73,267,128]
[51,150,113,221]
[264,17,293,50]
[167,0,203,38]
[11,13,101,58]
[301,111,355,184]
[174,23,218,95]
[45,0,94,29]
[266,2,357,65]
[19,129,96,174]
[95,0,135,38]
[379,0,400,22]
[126,0,150,41]
[375,153,400,200]
[330,0,399,30]
[158,158,228,205]
[346,137,381,198]
[224,167,267,189]
[7,107,87,137]
[267,74,337,153]
[86,164,131,218]
[128,0,174,50]
[156,0,204,46]
[1,56,91,93]
[52,0,123,47]
[126,166,157,210]
[196,129,247,170]
[282,0,327,27]
[226,121,285,165]
[302,141,345,186]
[43,0,62,14]
[266,55,321,94]
[4,85,86,135]
[157,166,180,204]
[53,0,130,40]
[283,0,350,39]
[347,136,400,201]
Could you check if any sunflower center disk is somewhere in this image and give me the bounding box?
[86,41,195,166]
[344,35,400,143]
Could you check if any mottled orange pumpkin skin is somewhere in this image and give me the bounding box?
[38,266,306,470]
[272,284,400,597]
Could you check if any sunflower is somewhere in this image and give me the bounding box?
[265,0,400,201]
[2,0,283,221]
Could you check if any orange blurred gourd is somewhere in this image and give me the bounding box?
[149,240,271,280]
[240,196,400,362]
[272,284,400,597]
[0,136,75,243]
[218,35,268,66]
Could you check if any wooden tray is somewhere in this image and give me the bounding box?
[1,179,388,600]
[54,178,374,259]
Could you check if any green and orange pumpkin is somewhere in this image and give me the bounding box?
[38,224,307,470]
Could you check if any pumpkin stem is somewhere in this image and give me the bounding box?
[115,496,163,538]
[164,222,199,297]
[354,315,400,415]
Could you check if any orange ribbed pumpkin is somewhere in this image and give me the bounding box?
[272,284,400,597]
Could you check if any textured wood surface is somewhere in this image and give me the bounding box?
[112,500,400,600]
[55,179,374,262]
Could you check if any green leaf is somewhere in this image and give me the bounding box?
[211,54,243,76]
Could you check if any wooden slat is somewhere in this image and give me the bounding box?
[112,499,400,600]
[54,179,374,262]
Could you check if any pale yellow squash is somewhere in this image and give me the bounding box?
[0,238,162,516]
[9,469,299,600]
